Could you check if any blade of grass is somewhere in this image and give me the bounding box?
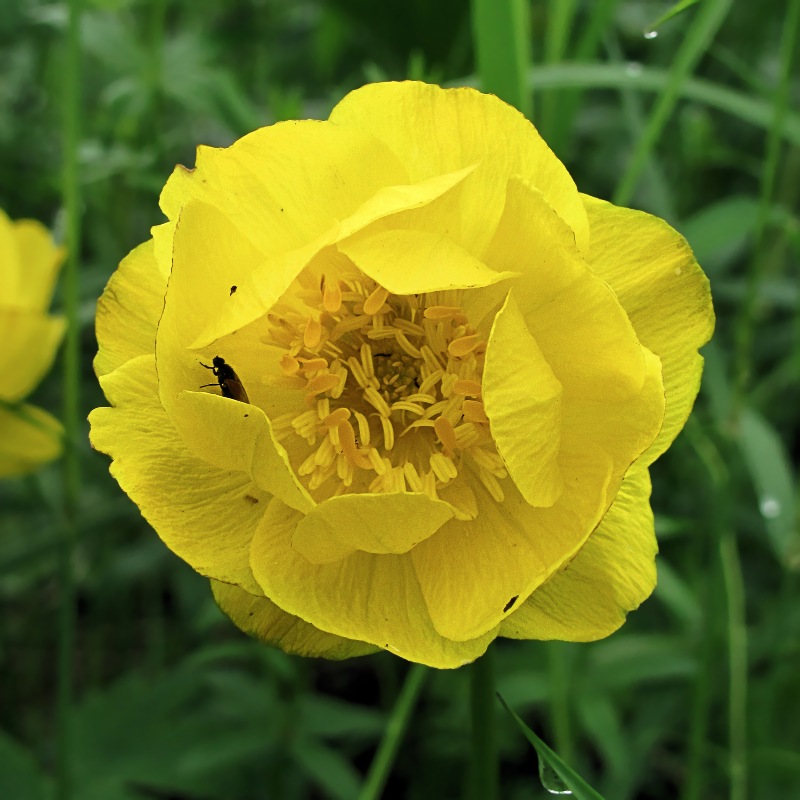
[553,0,620,155]
[58,0,83,798]
[471,0,532,117]
[358,664,427,800]
[612,0,733,206]
[734,0,800,399]
[497,694,605,799]
[646,0,701,34]
[539,0,578,147]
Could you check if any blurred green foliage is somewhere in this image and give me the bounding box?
[1,0,799,798]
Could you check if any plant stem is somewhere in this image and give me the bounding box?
[57,1,83,798]
[720,532,748,800]
[469,648,498,800]
[359,663,428,800]
[546,642,574,767]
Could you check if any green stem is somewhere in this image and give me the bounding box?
[734,0,800,402]
[719,532,748,800]
[358,664,428,800]
[546,642,574,767]
[57,1,83,798]
[469,648,498,800]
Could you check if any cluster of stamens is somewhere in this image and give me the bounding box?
[265,267,508,504]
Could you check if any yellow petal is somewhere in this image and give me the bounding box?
[0,216,64,310]
[338,228,516,295]
[411,446,614,642]
[212,580,379,659]
[500,467,656,641]
[582,195,715,465]
[95,239,167,377]
[329,81,589,256]
[291,492,455,564]
[483,290,563,507]
[171,391,313,514]
[189,166,480,351]
[486,176,648,399]
[0,308,64,403]
[89,355,266,595]
[160,119,407,257]
[249,498,496,668]
[0,402,62,478]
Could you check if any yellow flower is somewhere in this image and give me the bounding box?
[0,209,65,478]
[90,82,713,668]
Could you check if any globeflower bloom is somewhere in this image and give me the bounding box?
[90,82,713,668]
[0,209,64,478]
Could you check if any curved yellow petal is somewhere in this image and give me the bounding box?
[329,81,588,256]
[171,391,313,514]
[0,308,64,403]
[411,446,613,642]
[291,492,455,564]
[249,498,496,668]
[500,467,656,641]
[486,176,648,398]
[160,119,407,257]
[95,239,167,378]
[583,196,714,465]
[483,290,563,507]
[89,355,265,595]
[0,217,64,310]
[0,402,62,478]
[189,166,480,351]
[338,228,516,295]
[212,580,379,659]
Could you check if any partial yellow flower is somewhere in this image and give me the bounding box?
[90,82,714,668]
[0,209,65,478]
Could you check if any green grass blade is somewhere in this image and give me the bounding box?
[646,0,702,34]
[539,0,578,145]
[358,664,427,800]
[736,408,800,568]
[497,694,606,799]
[471,0,532,117]
[734,0,800,397]
[613,0,733,206]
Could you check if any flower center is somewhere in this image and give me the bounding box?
[264,262,507,504]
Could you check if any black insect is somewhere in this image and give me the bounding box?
[200,356,249,403]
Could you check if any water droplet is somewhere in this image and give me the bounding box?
[539,761,573,795]
[674,267,682,276]
[625,62,643,78]
[643,29,659,39]
[760,496,781,519]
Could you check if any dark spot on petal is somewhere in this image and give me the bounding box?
[503,595,518,612]
[248,611,254,616]
[244,495,259,504]
[230,285,237,295]
[244,414,249,418]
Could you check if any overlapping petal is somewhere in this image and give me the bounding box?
[0,403,62,478]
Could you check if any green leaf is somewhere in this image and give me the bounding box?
[736,408,800,568]
[497,694,606,800]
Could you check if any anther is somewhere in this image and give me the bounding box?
[424,305,462,321]
[322,407,351,427]
[279,354,300,376]
[462,399,489,424]
[448,333,481,358]
[363,285,390,316]
[306,373,340,396]
[434,417,458,457]
[452,379,482,397]
[322,277,343,313]
[304,318,322,349]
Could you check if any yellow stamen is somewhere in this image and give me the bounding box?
[380,416,395,450]
[322,407,351,428]
[279,354,300,376]
[353,410,371,446]
[452,379,482,397]
[298,357,328,373]
[304,318,322,349]
[434,417,458,457]
[462,399,489,424]
[306,373,340,395]
[323,277,343,313]
[448,333,481,358]
[363,285,390,316]
[424,305,462,321]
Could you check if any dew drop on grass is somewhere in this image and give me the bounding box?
[539,760,573,795]
[759,496,781,519]
[643,29,659,39]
